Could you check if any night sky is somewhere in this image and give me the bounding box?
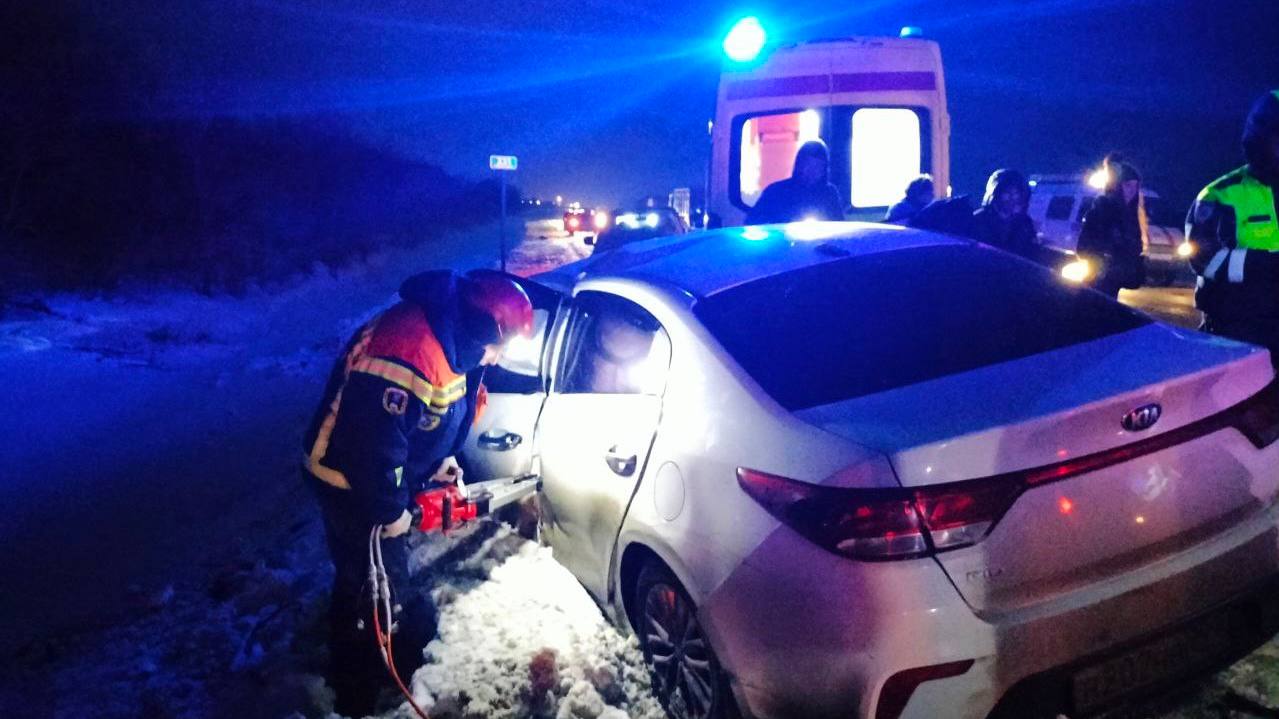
[70,0,1279,217]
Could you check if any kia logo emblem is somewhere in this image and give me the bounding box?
[1122,404,1162,432]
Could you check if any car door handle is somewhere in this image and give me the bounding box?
[478,430,522,452]
[604,446,637,476]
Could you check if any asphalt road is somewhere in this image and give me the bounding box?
[1120,285,1200,329]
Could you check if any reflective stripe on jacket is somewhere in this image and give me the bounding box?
[303,301,472,524]
[1187,165,1279,320]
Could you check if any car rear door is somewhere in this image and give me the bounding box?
[535,290,672,601]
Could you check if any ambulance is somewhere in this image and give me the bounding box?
[709,32,949,226]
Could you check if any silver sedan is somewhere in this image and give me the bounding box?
[463,222,1279,719]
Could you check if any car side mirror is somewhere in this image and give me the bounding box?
[584,235,596,246]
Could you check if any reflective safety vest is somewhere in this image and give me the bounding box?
[302,301,482,524]
[1186,165,1279,321]
[1194,167,1279,250]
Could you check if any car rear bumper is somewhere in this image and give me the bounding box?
[985,570,1279,718]
[701,506,1279,719]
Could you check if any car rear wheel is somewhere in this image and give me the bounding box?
[634,562,737,719]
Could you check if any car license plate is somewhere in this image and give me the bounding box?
[1071,603,1254,715]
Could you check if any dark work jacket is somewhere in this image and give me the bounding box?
[302,271,486,525]
[744,177,844,225]
[972,208,1040,260]
[1077,194,1146,298]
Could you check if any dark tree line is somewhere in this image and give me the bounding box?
[1,3,516,293]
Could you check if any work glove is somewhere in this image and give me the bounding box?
[430,456,463,486]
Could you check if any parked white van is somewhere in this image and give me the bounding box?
[1028,174,1194,286]
[709,36,949,226]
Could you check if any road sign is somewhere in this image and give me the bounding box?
[489,155,518,171]
[489,154,518,272]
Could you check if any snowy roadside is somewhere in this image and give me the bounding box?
[0,218,645,719]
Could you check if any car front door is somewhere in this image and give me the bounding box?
[536,290,671,601]
[461,277,563,482]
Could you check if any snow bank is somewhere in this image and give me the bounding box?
[387,527,664,719]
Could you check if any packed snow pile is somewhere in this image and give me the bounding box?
[388,526,665,719]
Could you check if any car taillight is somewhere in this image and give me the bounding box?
[737,469,1018,561]
[912,478,1022,551]
[1232,380,1279,448]
[738,381,1279,562]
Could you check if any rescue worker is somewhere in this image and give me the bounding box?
[1076,155,1147,299]
[971,169,1039,260]
[303,269,533,716]
[885,174,935,224]
[744,139,844,225]
[1187,90,1279,363]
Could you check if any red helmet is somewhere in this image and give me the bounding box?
[463,270,534,341]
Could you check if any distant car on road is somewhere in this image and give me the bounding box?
[1029,175,1193,286]
[563,206,610,236]
[587,207,689,254]
[466,222,1279,719]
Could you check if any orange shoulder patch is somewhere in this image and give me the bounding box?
[365,302,462,385]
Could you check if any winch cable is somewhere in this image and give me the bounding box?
[367,526,431,719]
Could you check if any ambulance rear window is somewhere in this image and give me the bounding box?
[849,108,922,208]
[737,109,823,207]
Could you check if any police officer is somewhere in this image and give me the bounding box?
[1187,91,1279,362]
[303,269,533,716]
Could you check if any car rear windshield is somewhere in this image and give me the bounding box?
[693,244,1151,410]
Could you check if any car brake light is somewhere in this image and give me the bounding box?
[1232,380,1279,448]
[912,478,1022,550]
[737,469,1018,560]
[739,380,1279,562]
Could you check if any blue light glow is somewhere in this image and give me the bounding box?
[723,17,766,63]
[740,226,771,241]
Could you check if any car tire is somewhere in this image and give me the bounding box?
[634,562,738,719]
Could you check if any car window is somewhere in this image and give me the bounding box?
[486,307,551,394]
[1045,195,1075,221]
[556,292,671,396]
[1075,196,1095,222]
[485,278,564,395]
[694,245,1150,410]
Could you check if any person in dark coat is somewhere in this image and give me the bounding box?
[885,174,935,224]
[1077,155,1147,298]
[744,140,844,225]
[971,169,1040,260]
[303,269,533,716]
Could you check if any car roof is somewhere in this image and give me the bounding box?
[538,221,967,300]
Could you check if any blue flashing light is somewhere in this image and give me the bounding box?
[740,226,771,241]
[723,17,767,63]
[899,26,924,38]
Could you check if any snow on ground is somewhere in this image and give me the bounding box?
[394,526,664,719]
